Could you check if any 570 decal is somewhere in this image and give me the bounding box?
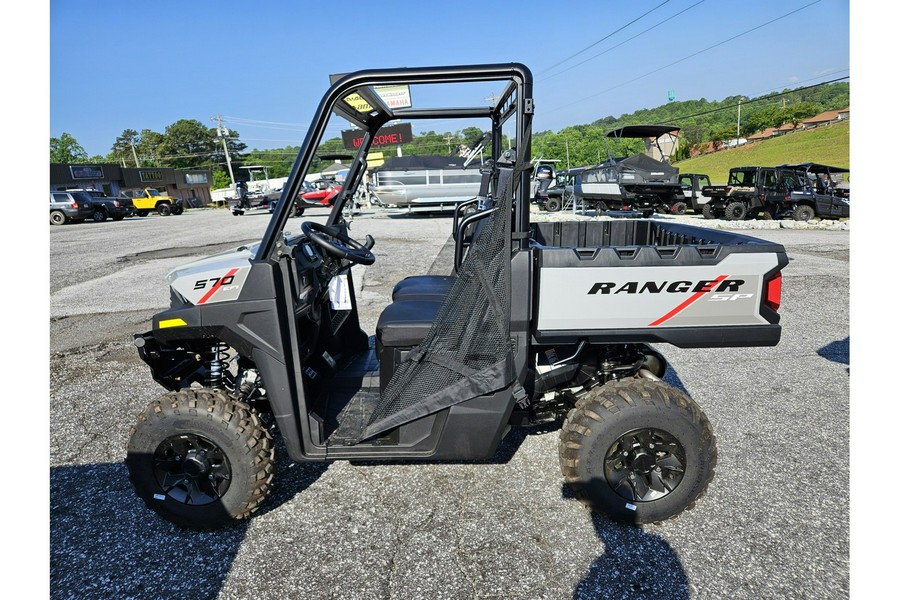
[194,274,236,290]
[193,268,241,304]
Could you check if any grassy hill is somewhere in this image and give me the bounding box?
[673,119,849,183]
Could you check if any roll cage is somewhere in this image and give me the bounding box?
[258,64,535,261]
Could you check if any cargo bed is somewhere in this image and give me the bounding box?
[529,220,787,348]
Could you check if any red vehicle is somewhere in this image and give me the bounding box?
[300,178,342,209]
[276,178,342,218]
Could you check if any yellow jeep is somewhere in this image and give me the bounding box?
[126,188,184,216]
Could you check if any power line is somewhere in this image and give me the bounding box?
[222,116,310,128]
[541,0,706,82]
[546,0,824,114]
[747,68,849,99]
[651,76,849,124]
[539,0,674,74]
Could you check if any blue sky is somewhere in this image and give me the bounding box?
[48,0,851,158]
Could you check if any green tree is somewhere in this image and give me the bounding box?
[782,102,822,128]
[50,132,88,163]
[137,129,165,166]
[742,105,783,135]
[159,119,219,169]
[111,128,141,166]
[240,146,299,178]
[212,170,232,190]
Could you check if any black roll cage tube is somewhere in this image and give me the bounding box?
[256,63,534,262]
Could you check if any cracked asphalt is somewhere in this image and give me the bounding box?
[48,206,849,599]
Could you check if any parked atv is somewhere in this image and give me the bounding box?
[126,64,787,530]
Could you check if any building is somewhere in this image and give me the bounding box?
[747,127,778,142]
[802,106,850,130]
[50,163,214,206]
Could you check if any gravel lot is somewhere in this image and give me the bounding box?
[48,205,849,599]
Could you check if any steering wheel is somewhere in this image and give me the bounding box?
[301,221,375,265]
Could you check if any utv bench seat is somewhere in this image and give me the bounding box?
[391,275,456,301]
[376,300,442,351]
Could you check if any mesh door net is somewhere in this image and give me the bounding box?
[361,163,521,441]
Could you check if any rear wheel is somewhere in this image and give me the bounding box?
[793,204,816,222]
[559,378,717,524]
[701,204,715,219]
[92,209,108,222]
[112,215,126,221]
[172,205,184,215]
[724,201,747,221]
[157,202,172,216]
[136,210,150,217]
[126,388,275,530]
[545,197,561,212]
[670,201,687,215]
[50,210,67,226]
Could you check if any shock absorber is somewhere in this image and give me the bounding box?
[207,342,229,388]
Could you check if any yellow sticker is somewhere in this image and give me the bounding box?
[158,318,187,329]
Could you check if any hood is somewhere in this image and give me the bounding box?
[166,243,259,306]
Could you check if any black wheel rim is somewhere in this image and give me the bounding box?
[152,433,232,505]
[604,428,686,502]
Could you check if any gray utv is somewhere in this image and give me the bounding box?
[126,64,787,529]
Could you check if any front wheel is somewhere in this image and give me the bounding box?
[171,205,184,215]
[157,202,172,216]
[701,204,715,219]
[670,201,687,215]
[545,197,561,212]
[136,210,150,217]
[125,389,275,529]
[559,378,717,524]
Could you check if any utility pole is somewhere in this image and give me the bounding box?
[130,141,141,167]
[565,139,570,170]
[443,133,456,155]
[212,115,236,185]
[737,100,742,139]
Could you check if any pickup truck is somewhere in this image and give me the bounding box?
[123,187,184,216]
[124,63,788,531]
[73,189,135,221]
[701,166,805,220]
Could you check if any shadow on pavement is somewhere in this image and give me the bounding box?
[50,450,328,599]
[818,336,849,367]
[571,512,690,600]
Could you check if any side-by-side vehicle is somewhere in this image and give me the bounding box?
[126,64,787,530]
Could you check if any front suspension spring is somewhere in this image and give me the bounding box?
[207,342,229,388]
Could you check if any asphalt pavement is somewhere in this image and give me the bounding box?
[48,205,849,599]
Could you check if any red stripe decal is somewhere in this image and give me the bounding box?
[197,268,240,305]
[649,275,728,327]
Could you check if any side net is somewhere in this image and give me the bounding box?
[361,162,521,440]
